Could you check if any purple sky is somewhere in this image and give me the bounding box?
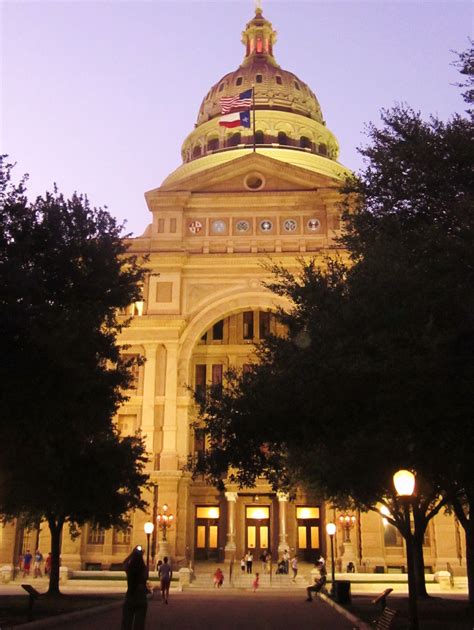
[2,1,471,236]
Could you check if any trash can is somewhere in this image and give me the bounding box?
[333,580,351,604]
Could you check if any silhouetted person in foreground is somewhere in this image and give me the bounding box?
[121,546,148,630]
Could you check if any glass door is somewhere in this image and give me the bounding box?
[195,506,220,561]
[246,506,270,556]
[296,506,321,563]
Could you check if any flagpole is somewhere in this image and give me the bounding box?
[252,85,256,152]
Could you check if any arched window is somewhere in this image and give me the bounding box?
[278,131,288,146]
[256,74,263,84]
[229,132,241,147]
[207,137,219,152]
[294,81,300,90]
[255,130,264,145]
[275,76,282,85]
[300,136,311,149]
[319,143,327,156]
[236,77,243,86]
[192,145,202,159]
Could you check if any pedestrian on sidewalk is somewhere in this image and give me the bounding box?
[33,549,43,578]
[252,572,260,592]
[240,556,246,573]
[121,546,148,630]
[22,550,32,577]
[291,555,298,581]
[282,549,290,574]
[44,552,52,576]
[159,556,173,604]
[245,550,253,574]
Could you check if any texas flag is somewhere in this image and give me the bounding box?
[219,89,252,128]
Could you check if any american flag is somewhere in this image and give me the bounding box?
[219,88,253,114]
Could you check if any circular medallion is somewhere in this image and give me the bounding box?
[283,219,297,232]
[211,219,226,234]
[307,218,321,231]
[244,173,265,191]
[188,220,203,234]
[236,220,250,233]
[260,220,272,232]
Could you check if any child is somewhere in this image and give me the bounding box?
[214,567,224,588]
[252,572,260,592]
[240,556,246,573]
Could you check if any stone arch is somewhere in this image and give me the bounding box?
[178,289,289,394]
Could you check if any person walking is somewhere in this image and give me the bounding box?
[44,552,52,576]
[33,549,43,578]
[159,556,173,604]
[306,561,327,601]
[282,549,290,574]
[213,567,224,588]
[291,555,298,581]
[121,546,149,630]
[252,572,260,593]
[22,550,32,577]
[240,556,246,573]
[260,549,268,573]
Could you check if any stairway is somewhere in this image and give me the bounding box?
[187,571,307,590]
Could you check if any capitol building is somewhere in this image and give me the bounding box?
[2,6,464,578]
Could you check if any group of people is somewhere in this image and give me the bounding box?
[19,549,52,578]
[240,549,298,580]
[121,548,173,630]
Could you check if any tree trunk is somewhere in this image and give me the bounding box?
[412,533,429,598]
[47,519,63,596]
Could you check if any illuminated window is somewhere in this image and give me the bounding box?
[243,311,254,340]
[296,507,320,519]
[196,506,220,519]
[246,506,270,520]
[256,37,263,53]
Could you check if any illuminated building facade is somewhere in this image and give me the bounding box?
[0,7,464,577]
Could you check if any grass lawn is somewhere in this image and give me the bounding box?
[345,594,472,629]
[0,593,121,627]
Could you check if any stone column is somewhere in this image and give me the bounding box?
[161,342,179,470]
[224,492,238,560]
[277,492,289,554]
[141,343,158,457]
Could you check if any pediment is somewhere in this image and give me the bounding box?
[153,153,341,196]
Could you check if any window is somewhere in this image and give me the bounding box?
[236,77,243,86]
[243,311,254,340]
[124,354,140,390]
[243,363,253,374]
[255,130,264,144]
[259,311,271,339]
[88,526,105,545]
[192,145,202,159]
[256,37,263,53]
[207,137,219,152]
[212,320,224,340]
[194,428,206,466]
[275,75,282,85]
[294,81,300,90]
[319,143,327,156]
[195,364,206,401]
[300,136,311,149]
[219,83,225,92]
[211,364,223,386]
[278,132,288,146]
[113,528,131,545]
[256,74,263,83]
[384,524,403,547]
[229,132,241,147]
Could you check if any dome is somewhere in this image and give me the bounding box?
[197,10,324,126]
[165,8,343,187]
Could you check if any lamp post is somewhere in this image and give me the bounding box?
[326,522,336,597]
[144,522,154,576]
[156,504,174,542]
[393,469,418,630]
[338,513,356,543]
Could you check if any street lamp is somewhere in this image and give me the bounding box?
[326,522,336,597]
[338,513,356,543]
[156,504,174,542]
[393,469,418,630]
[144,522,154,576]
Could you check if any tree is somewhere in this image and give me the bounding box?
[0,157,149,594]
[192,98,473,610]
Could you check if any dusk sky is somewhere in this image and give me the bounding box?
[2,0,471,236]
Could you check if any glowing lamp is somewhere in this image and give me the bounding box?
[393,469,415,497]
[326,522,336,536]
[144,521,154,535]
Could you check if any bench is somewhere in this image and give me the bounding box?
[375,606,397,629]
[21,584,40,622]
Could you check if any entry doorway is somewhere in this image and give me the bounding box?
[195,506,220,561]
[296,506,321,563]
[245,506,270,556]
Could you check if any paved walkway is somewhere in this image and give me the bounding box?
[61,591,357,630]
